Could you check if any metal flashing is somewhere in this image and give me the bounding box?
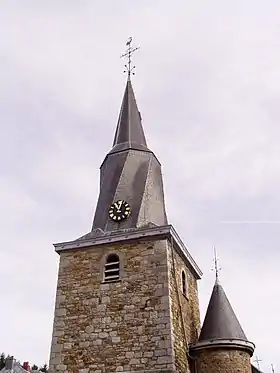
[190,338,255,356]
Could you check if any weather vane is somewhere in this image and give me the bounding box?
[211,246,222,282]
[121,37,140,77]
[254,356,262,370]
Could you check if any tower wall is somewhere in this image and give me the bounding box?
[49,239,176,373]
[194,349,252,373]
[167,243,201,373]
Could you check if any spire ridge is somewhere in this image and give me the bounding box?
[91,43,167,232]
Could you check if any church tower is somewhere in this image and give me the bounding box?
[48,41,202,373]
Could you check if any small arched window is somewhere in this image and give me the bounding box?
[182,270,187,297]
[104,253,120,282]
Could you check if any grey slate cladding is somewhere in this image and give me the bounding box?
[110,77,150,154]
[199,280,248,342]
[91,78,167,232]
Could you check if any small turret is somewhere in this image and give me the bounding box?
[190,252,255,373]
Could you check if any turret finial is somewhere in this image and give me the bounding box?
[121,37,140,78]
[211,246,222,283]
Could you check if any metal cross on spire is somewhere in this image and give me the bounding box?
[121,37,140,78]
[271,364,275,373]
[254,356,262,370]
[211,246,222,282]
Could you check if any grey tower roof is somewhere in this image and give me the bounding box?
[91,78,168,233]
[199,279,248,342]
[110,77,150,154]
[190,278,255,356]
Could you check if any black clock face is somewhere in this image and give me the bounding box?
[109,200,131,222]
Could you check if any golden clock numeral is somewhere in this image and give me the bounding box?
[109,213,114,218]
[113,216,117,220]
[125,211,129,215]
[117,216,121,220]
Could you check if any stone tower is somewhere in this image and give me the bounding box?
[48,76,202,373]
[190,277,255,373]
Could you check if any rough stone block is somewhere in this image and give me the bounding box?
[78,369,89,373]
[57,364,67,371]
[55,308,66,317]
[157,356,172,364]
[112,336,121,343]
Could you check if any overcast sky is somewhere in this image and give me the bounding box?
[0,1,279,371]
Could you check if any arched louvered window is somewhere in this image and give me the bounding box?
[182,270,187,297]
[104,253,120,282]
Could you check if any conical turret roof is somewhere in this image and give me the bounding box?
[199,279,248,342]
[190,277,255,356]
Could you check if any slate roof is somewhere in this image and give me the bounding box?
[0,362,28,373]
[91,77,167,233]
[110,77,150,154]
[199,279,248,342]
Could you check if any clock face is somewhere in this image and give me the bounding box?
[109,200,131,222]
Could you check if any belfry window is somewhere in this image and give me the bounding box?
[104,253,120,282]
[182,270,187,297]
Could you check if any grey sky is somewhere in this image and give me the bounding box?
[1,1,279,371]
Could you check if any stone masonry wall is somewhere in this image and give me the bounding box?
[195,349,252,373]
[49,239,176,373]
[167,243,201,373]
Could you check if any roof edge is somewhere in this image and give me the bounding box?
[53,224,203,279]
[190,338,255,356]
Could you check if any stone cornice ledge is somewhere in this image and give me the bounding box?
[190,338,255,356]
[53,224,203,279]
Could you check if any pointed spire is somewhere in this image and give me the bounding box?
[110,78,150,155]
[91,51,167,232]
[199,280,248,342]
